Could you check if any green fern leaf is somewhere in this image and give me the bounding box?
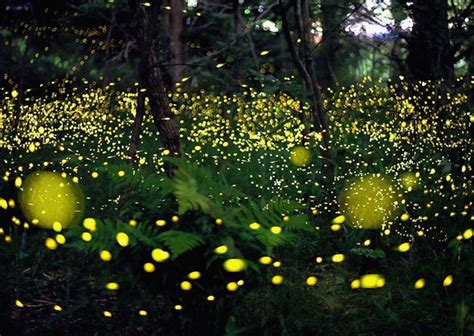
[157,230,205,258]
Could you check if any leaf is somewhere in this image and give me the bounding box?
[174,170,212,214]
[157,230,205,258]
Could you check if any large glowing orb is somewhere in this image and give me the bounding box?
[19,171,85,229]
[340,174,399,229]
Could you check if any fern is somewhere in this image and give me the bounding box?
[157,230,205,259]
[254,230,298,252]
[173,167,213,214]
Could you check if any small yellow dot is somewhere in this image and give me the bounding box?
[100,250,112,261]
[249,222,260,230]
[155,219,166,226]
[214,245,228,254]
[143,263,156,273]
[45,238,58,250]
[81,232,92,242]
[414,279,425,289]
[331,254,345,263]
[52,221,62,232]
[105,282,119,290]
[226,282,238,291]
[259,256,273,265]
[187,271,201,280]
[180,281,192,291]
[270,226,282,234]
[271,275,284,285]
[55,234,66,245]
[306,276,318,286]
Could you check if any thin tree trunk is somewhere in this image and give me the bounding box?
[128,87,146,161]
[468,31,474,105]
[406,0,454,81]
[166,0,186,86]
[12,3,37,136]
[280,0,334,183]
[130,0,181,170]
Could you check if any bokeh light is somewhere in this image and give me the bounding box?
[340,174,399,229]
[18,171,85,230]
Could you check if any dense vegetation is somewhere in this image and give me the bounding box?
[0,0,473,335]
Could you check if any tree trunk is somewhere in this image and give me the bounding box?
[128,87,146,161]
[317,0,341,87]
[406,0,454,81]
[280,0,334,184]
[165,0,186,86]
[468,29,474,105]
[131,0,181,166]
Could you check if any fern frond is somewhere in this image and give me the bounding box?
[157,230,205,258]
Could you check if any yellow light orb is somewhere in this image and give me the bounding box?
[332,215,345,224]
[360,274,385,288]
[55,234,66,245]
[83,218,97,231]
[414,278,425,289]
[143,263,156,273]
[351,279,361,289]
[259,256,273,265]
[442,275,453,287]
[306,276,318,286]
[180,281,192,291]
[100,250,112,261]
[116,232,129,247]
[151,248,170,262]
[340,174,399,229]
[271,275,284,285]
[105,282,119,290]
[396,242,411,252]
[270,226,282,234]
[226,282,239,291]
[331,253,345,263]
[223,258,247,272]
[290,146,311,167]
[18,171,85,230]
[45,237,58,250]
[249,222,261,230]
[187,271,201,280]
[214,245,228,254]
[463,229,473,240]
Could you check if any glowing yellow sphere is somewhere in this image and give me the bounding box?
[340,174,399,229]
[306,276,318,286]
[271,275,284,285]
[414,278,425,289]
[290,146,311,167]
[442,275,453,287]
[360,274,385,288]
[223,258,247,272]
[19,171,85,230]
